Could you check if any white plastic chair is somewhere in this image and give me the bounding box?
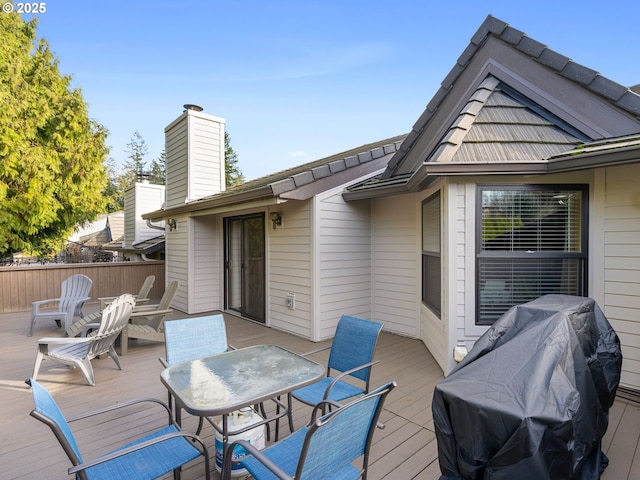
[32,294,135,386]
[29,274,93,336]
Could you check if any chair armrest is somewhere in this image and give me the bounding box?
[130,309,173,318]
[31,298,61,314]
[323,360,380,400]
[222,439,293,480]
[132,303,162,312]
[310,398,385,429]
[80,323,101,337]
[38,337,92,345]
[68,430,208,475]
[32,298,61,308]
[159,357,169,368]
[299,344,331,357]
[67,397,173,423]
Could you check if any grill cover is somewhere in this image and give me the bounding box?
[433,295,622,479]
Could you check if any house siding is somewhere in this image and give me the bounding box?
[165,118,188,208]
[164,109,225,208]
[371,194,420,338]
[603,164,640,391]
[192,216,222,313]
[268,202,313,338]
[165,216,189,312]
[188,115,225,201]
[316,187,373,341]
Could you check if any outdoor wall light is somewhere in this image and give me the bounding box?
[453,343,468,363]
[168,218,177,231]
[270,212,282,230]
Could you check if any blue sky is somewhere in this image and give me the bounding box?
[24,0,640,181]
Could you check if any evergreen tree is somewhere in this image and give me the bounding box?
[149,150,165,185]
[225,131,244,187]
[122,130,149,184]
[0,12,108,257]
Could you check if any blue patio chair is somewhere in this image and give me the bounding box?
[284,315,384,432]
[27,378,211,480]
[160,314,234,434]
[222,381,396,480]
[161,314,273,440]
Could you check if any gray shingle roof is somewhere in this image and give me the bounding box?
[144,135,407,219]
[380,14,640,180]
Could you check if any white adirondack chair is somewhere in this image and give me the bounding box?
[98,274,155,310]
[32,294,135,386]
[120,281,179,355]
[29,274,93,336]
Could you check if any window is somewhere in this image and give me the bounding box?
[422,192,441,316]
[477,185,587,325]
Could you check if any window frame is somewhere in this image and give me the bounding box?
[422,191,441,316]
[475,184,589,325]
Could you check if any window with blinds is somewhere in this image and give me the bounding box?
[476,185,588,325]
[422,192,441,316]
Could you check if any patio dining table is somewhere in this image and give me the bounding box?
[160,344,325,474]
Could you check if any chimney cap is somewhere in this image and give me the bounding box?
[183,104,203,112]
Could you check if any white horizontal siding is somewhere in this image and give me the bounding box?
[268,203,313,339]
[188,115,224,200]
[371,194,419,338]
[165,217,189,312]
[317,190,372,340]
[603,164,640,391]
[192,216,222,313]
[133,183,165,243]
[165,118,188,208]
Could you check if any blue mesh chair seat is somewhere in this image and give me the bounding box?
[285,315,384,432]
[222,381,396,480]
[28,378,210,480]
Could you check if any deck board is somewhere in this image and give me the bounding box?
[1,306,638,479]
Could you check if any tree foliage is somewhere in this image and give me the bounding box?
[0,12,109,257]
[225,131,244,187]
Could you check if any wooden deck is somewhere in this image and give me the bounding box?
[2,305,639,479]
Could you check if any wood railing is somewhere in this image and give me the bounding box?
[0,261,165,313]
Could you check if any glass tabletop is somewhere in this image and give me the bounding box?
[160,344,325,416]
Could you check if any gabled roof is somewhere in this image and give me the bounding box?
[345,15,640,200]
[143,135,406,220]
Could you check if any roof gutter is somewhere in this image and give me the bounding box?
[142,185,276,221]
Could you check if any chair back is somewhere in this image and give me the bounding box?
[149,281,179,330]
[164,314,229,365]
[28,378,83,467]
[137,275,155,300]
[327,315,383,383]
[59,274,93,314]
[297,381,396,479]
[88,294,135,358]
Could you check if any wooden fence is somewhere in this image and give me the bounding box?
[0,261,165,313]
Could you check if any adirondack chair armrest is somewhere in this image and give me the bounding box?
[80,323,101,337]
[37,337,92,345]
[31,298,61,313]
[130,309,173,318]
[222,439,293,480]
[132,303,162,312]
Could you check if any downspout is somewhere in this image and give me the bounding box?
[146,219,166,231]
[141,219,166,261]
